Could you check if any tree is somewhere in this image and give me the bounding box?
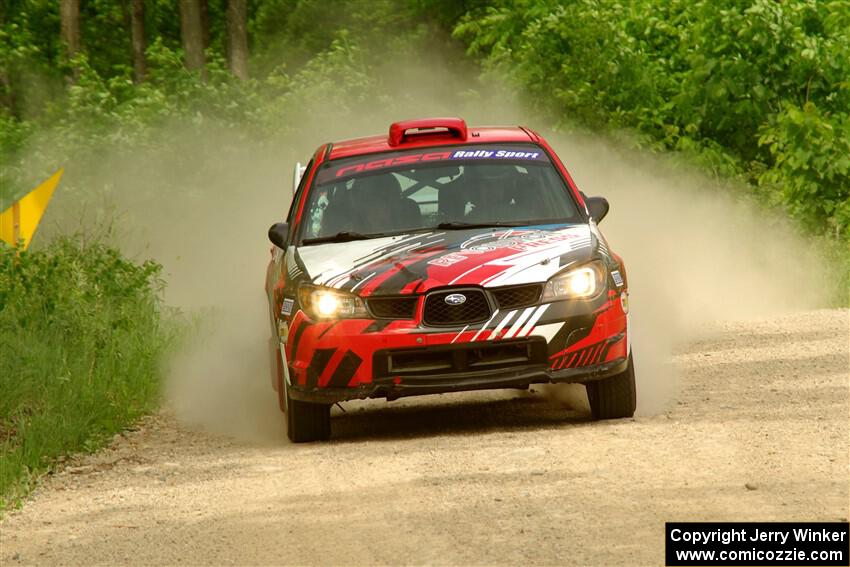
[129,0,147,82]
[60,0,81,61]
[227,0,248,79]
[200,0,210,51]
[179,0,206,74]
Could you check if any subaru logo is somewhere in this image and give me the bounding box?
[444,293,467,306]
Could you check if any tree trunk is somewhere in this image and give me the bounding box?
[60,0,81,60]
[179,0,206,74]
[130,0,147,82]
[227,0,249,80]
[199,0,210,51]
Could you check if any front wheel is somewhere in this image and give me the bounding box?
[586,354,636,420]
[284,377,331,443]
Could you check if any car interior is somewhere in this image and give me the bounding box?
[306,162,580,239]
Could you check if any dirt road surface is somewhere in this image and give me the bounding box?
[2,309,848,566]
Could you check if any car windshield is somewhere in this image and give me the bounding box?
[300,144,582,243]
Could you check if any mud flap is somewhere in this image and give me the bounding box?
[277,341,291,413]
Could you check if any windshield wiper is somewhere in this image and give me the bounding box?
[302,231,392,245]
[436,221,529,230]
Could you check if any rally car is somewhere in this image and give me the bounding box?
[265,118,635,442]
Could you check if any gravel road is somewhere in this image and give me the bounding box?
[2,309,848,566]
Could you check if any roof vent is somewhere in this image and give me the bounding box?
[388,118,468,147]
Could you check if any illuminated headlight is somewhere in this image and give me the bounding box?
[542,261,606,300]
[298,285,367,320]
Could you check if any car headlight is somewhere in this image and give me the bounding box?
[542,261,606,300]
[298,285,368,320]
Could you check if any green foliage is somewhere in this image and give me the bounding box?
[0,114,33,207]
[0,1,65,121]
[250,0,431,72]
[0,237,179,509]
[758,103,850,239]
[2,38,380,199]
[1,1,456,198]
[452,0,850,239]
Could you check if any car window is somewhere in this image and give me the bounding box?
[286,157,314,236]
[287,158,313,221]
[300,144,581,241]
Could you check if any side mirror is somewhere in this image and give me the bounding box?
[585,196,610,223]
[268,222,290,249]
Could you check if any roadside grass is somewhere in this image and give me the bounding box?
[0,237,181,511]
[822,237,850,307]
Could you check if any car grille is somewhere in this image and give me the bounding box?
[374,337,548,378]
[491,284,542,309]
[423,289,490,326]
[367,296,418,319]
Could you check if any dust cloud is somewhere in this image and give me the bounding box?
[547,134,831,413]
[37,56,834,440]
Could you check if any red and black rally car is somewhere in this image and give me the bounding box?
[266,118,635,442]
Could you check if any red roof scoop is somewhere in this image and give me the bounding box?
[388,117,468,147]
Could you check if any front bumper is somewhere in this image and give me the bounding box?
[288,354,629,403]
[281,289,630,404]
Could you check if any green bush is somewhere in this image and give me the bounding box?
[1,32,414,205]
[451,0,850,240]
[0,237,178,509]
[758,102,850,238]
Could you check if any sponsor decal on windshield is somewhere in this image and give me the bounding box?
[334,151,452,178]
[316,145,550,184]
[450,149,541,159]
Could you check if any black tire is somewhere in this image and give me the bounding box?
[586,354,637,420]
[285,379,331,443]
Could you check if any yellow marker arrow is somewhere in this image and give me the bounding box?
[0,169,63,249]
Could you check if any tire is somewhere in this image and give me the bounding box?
[586,354,637,420]
[284,377,331,443]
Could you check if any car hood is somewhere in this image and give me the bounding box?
[294,224,597,296]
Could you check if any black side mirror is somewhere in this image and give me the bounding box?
[268,222,289,249]
[585,196,610,223]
